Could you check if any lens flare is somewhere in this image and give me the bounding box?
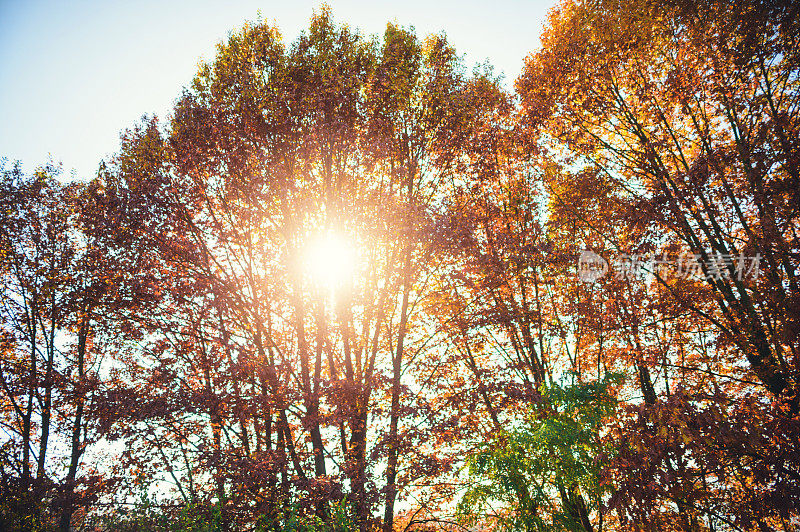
[303,231,356,291]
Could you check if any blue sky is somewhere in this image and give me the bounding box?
[0,0,555,179]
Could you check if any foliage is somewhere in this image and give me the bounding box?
[458,375,621,531]
[1,1,799,530]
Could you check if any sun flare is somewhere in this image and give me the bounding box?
[303,231,357,291]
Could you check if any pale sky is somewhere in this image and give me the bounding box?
[0,0,555,179]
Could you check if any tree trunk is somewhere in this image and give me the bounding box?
[382,251,412,532]
[60,315,89,532]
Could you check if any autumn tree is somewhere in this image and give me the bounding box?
[94,10,493,530]
[516,0,800,527]
[0,162,118,530]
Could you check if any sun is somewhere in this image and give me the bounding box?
[303,231,356,292]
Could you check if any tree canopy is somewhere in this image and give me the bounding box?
[1,2,799,531]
